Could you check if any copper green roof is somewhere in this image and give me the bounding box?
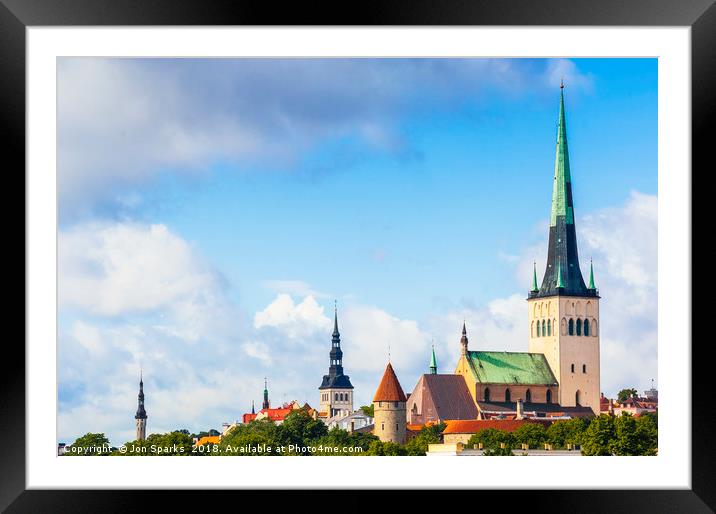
[429,345,438,374]
[465,351,557,385]
[531,261,539,292]
[588,259,596,289]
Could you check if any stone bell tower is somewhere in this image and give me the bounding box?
[528,83,601,415]
[318,302,354,418]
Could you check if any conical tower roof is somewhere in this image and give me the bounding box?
[373,362,407,402]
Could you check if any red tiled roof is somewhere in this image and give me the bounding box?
[373,362,407,402]
[442,418,552,434]
[242,413,257,423]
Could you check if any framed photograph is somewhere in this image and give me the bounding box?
[6,0,712,509]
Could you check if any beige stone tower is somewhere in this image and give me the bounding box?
[372,362,407,444]
[528,85,600,415]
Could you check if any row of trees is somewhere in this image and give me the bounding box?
[66,410,446,456]
[466,413,658,456]
[67,411,657,457]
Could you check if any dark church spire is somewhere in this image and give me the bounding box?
[135,371,147,420]
[531,84,596,299]
[319,301,353,390]
[460,321,469,355]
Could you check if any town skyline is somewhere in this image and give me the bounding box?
[58,58,657,446]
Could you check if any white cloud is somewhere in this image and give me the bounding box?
[253,294,332,339]
[59,222,232,339]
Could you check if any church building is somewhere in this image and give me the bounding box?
[453,84,601,416]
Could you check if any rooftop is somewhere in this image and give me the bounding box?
[466,351,558,385]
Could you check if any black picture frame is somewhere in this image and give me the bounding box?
[4,0,712,510]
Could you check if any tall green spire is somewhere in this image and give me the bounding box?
[556,258,564,289]
[550,82,574,227]
[532,83,593,298]
[531,261,539,292]
[429,344,438,375]
[588,258,596,289]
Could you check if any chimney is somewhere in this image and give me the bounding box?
[516,398,524,420]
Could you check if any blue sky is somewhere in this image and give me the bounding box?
[57,58,657,445]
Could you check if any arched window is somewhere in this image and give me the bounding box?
[525,389,532,403]
[571,363,575,373]
[531,321,535,337]
[582,364,587,373]
[505,389,511,402]
[592,319,598,336]
[335,393,339,401]
[484,388,491,402]
[561,318,567,335]
[576,318,582,336]
[547,319,551,336]
[568,318,575,335]
[546,390,552,404]
[536,321,540,337]
[542,320,546,337]
[584,319,590,336]
[575,390,581,406]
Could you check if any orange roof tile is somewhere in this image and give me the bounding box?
[196,435,221,446]
[442,419,551,434]
[373,362,407,402]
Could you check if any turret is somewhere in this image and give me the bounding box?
[372,362,407,444]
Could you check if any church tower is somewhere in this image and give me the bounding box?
[134,372,147,441]
[528,83,601,415]
[318,302,354,418]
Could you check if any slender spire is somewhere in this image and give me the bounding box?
[333,299,339,337]
[460,322,469,355]
[262,377,270,410]
[251,400,255,415]
[531,261,539,292]
[319,300,353,390]
[588,258,596,290]
[135,371,147,420]
[534,84,592,298]
[429,343,438,375]
[551,84,573,226]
